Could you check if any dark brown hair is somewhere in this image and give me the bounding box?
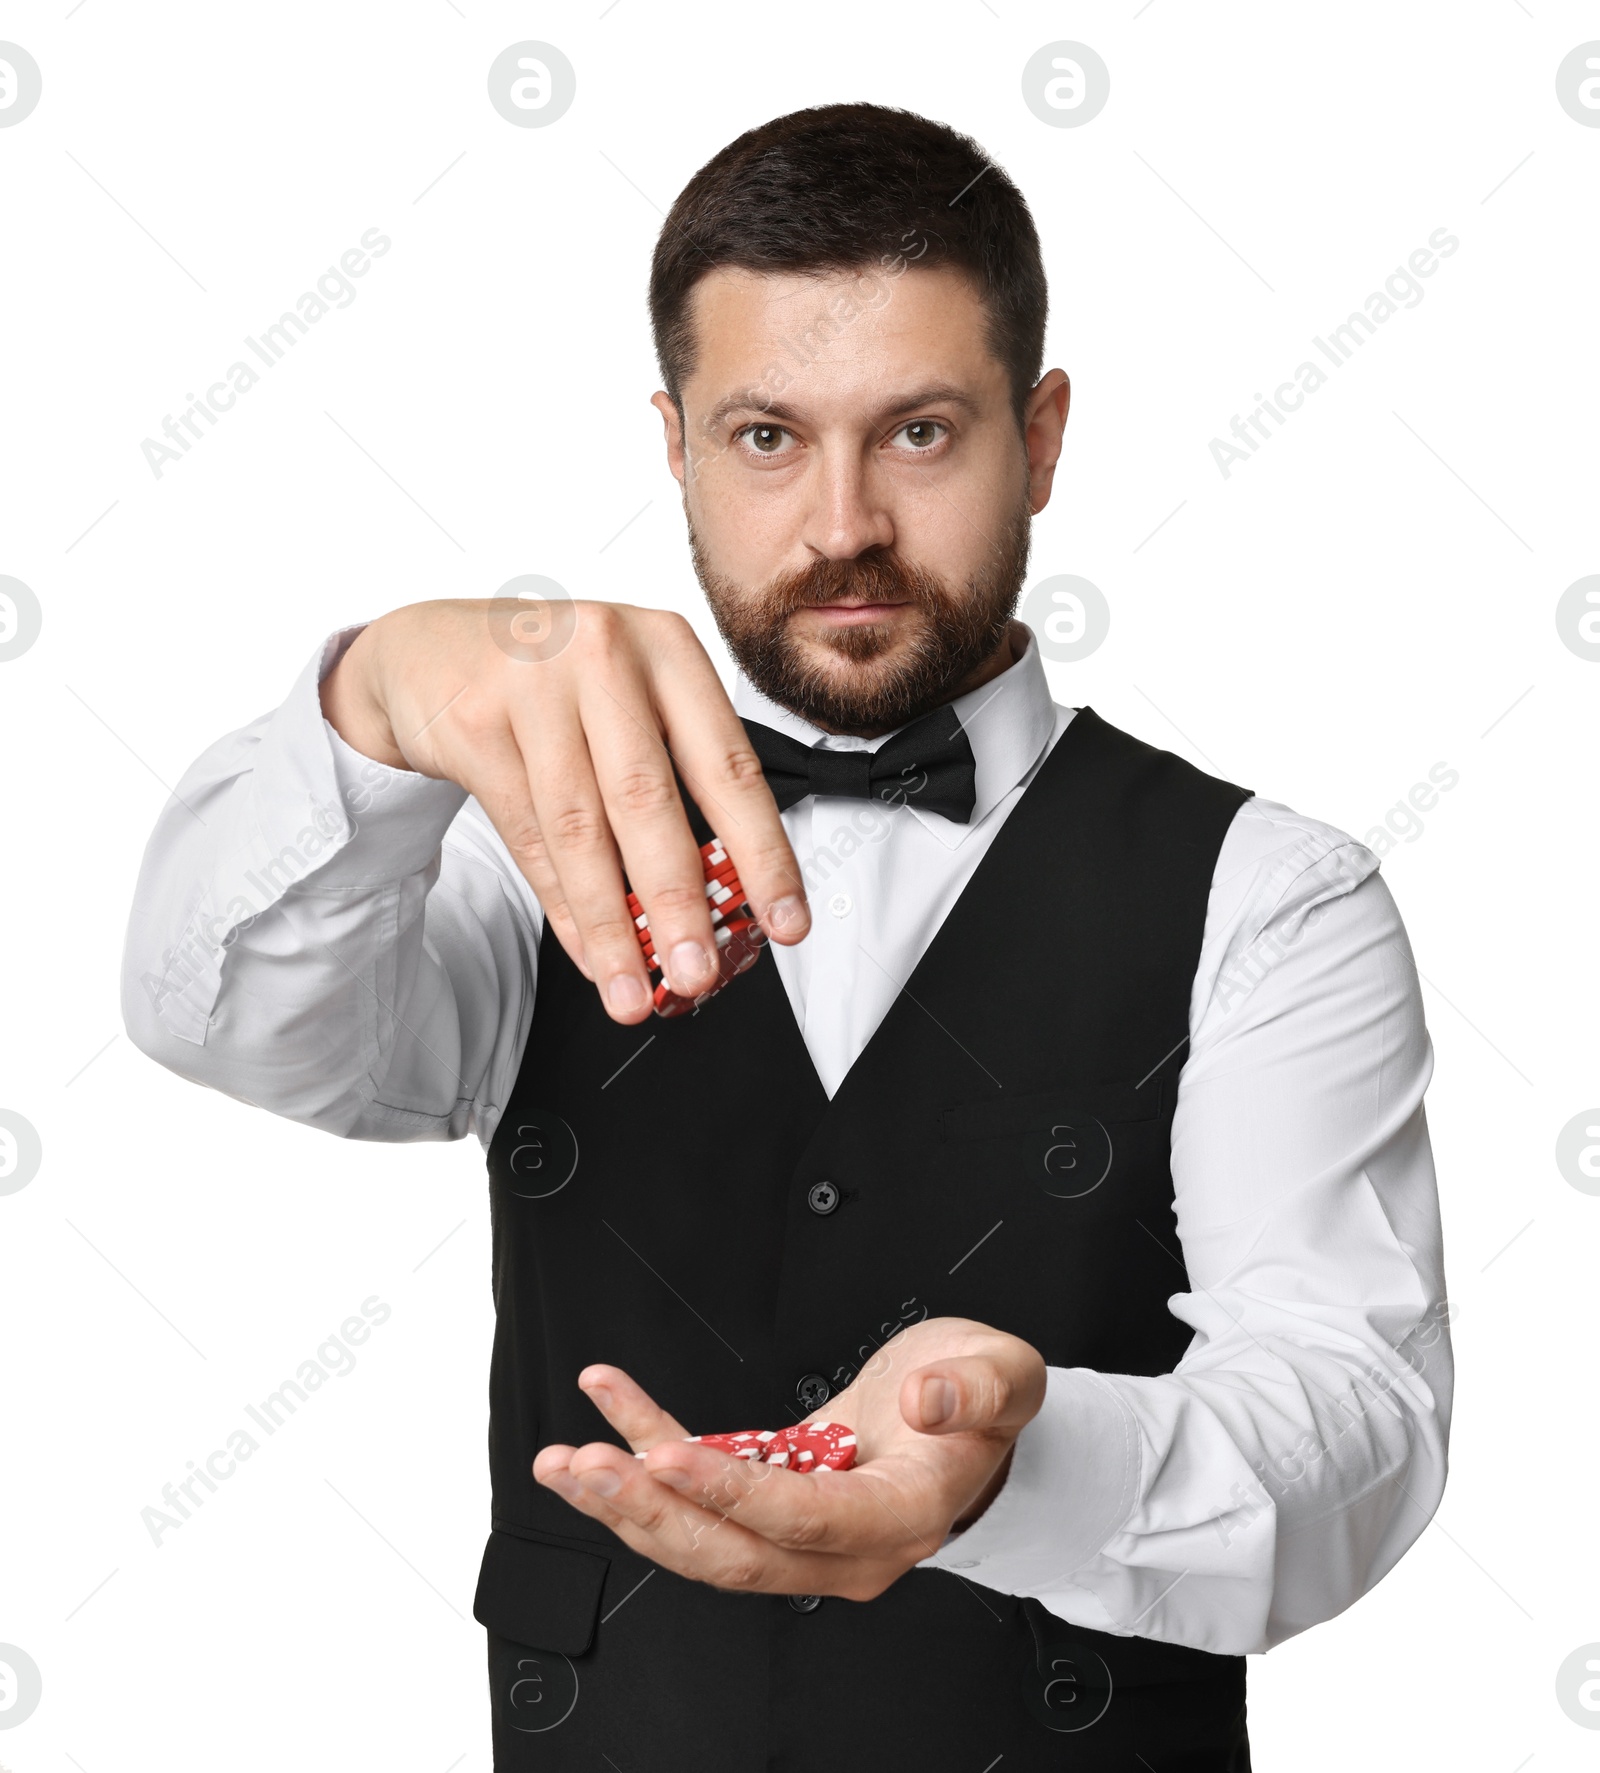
[649,102,1049,431]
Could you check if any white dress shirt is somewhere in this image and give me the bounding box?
[120,618,1451,1658]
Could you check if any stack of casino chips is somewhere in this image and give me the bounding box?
[686,1422,858,1473]
[763,1421,858,1472]
[627,837,768,1019]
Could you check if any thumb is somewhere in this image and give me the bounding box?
[901,1349,1045,1438]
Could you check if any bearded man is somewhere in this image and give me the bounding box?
[124,102,1450,1771]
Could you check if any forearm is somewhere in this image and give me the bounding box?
[932,1272,1448,1655]
[921,833,1452,1655]
[120,625,530,1144]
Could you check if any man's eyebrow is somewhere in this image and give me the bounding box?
[703,382,980,430]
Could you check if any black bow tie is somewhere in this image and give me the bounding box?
[741,703,979,824]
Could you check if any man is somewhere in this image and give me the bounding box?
[123,103,1450,1768]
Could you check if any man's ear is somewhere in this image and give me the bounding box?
[1024,369,1071,515]
[651,391,687,486]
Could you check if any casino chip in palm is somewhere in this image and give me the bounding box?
[626,837,768,1018]
[666,1421,858,1474]
[686,1429,775,1461]
[763,1421,858,1473]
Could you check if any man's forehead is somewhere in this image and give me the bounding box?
[680,262,1003,416]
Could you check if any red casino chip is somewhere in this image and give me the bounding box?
[765,1421,858,1473]
[632,839,767,1018]
[679,1421,857,1474]
[687,1429,775,1461]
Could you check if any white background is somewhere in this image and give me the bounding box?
[2,2,1597,1767]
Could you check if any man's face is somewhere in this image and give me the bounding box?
[653,264,1068,734]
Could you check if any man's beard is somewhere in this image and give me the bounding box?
[688,495,1033,734]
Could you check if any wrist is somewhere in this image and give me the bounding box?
[952,1441,1016,1533]
[319,623,411,772]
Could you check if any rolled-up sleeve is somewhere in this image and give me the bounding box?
[120,625,542,1148]
[918,806,1452,1656]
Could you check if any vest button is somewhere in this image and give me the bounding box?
[796,1372,830,1410]
[787,1593,823,1613]
[806,1179,839,1215]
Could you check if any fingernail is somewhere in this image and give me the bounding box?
[578,1468,621,1498]
[768,896,808,933]
[583,1384,613,1412]
[669,941,713,991]
[920,1377,956,1426]
[607,973,646,1015]
[653,1466,691,1490]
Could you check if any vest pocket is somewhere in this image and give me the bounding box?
[473,1524,610,1654]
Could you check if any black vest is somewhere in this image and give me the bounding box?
[476,707,1256,1771]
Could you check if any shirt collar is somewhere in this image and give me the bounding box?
[730,620,1059,849]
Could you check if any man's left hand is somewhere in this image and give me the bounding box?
[531,1316,1046,1601]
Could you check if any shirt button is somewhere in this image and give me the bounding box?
[947,1560,979,1570]
[796,1372,830,1411]
[828,891,852,918]
[806,1180,839,1215]
[788,1594,823,1613]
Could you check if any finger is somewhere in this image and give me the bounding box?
[573,642,723,1000]
[638,1440,933,1560]
[471,769,596,978]
[544,1440,893,1596]
[900,1351,1047,1438]
[576,1364,691,1450]
[645,618,811,946]
[439,719,594,979]
[537,1439,768,1555]
[512,697,655,1024]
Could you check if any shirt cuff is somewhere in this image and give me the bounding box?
[250,622,471,892]
[294,631,471,893]
[915,1367,1141,1592]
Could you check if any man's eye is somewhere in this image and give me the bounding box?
[891,420,948,450]
[741,424,793,455]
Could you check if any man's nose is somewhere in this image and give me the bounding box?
[800,451,895,562]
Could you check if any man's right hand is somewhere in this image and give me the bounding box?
[319,597,810,1023]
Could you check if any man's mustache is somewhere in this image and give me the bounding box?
[764,555,946,614]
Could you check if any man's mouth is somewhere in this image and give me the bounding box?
[798,599,913,627]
